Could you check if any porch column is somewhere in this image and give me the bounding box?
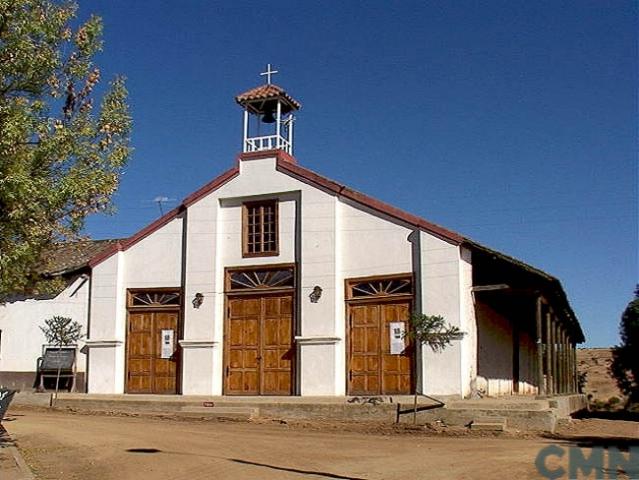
[536,296,545,396]
[552,314,561,393]
[545,311,553,395]
[568,339,573,393]
[566,334,575,393]
[564,330,571,393]
[558,327,564,394]
[552,317,559,395]
[573,342,578,393]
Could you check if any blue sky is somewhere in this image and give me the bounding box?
[81,0,637,347]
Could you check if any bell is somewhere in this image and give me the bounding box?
[261,110,276,124]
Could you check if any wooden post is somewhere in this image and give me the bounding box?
[567,335,572,393]
[558,328,564,394]
[560,329,567,394]
[536,297,545,396]
[563,331,569,394]
[568,339,573,393]
[551,320,559,394]
[573,343,578,392]
[545,311,553,395]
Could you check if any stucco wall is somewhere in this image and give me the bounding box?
[125,216,183,288]
[0,276,89,390]
[87,155,469,397]
[420,231,464,396]
[475,301,538,396]
[459,247,476,398]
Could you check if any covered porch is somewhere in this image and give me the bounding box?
[470,243,585,397]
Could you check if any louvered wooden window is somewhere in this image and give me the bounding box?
[243,200,278,257]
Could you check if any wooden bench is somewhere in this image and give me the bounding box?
[36,347,77,393]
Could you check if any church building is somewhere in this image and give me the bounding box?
[82,69,584,398]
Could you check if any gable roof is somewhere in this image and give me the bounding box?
[235,84,302,113]
[87,149,582,341]
[41,239,121,276]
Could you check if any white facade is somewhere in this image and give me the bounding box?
[85,153,492,397]
[0,276,89,390]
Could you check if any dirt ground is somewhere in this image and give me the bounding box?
[2,406,638,480]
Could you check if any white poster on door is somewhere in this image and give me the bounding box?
[389,322,406,355]
[161,329,174,359]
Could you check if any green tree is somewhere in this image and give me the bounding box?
[407,314,464,353]
[404,313,464,423]
[610,286,639,406]
[40,315,83,404]
[0,0,131,296]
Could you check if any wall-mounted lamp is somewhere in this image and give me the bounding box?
[309,285,323,303]
[192,292,204,309]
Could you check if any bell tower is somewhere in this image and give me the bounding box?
[235,64,301,155]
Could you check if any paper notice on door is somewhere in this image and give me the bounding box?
[161,329,174,359]
[389,322,406,355]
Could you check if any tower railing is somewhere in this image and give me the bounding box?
[244,134,291,154]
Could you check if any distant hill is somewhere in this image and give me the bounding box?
[577,348,624,402]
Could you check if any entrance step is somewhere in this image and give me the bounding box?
[470,416,507,432]
[178,406,259,420]
[447,400,548,411]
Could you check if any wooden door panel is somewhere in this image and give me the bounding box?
[153,312,178,394]
[349,305,381,395]
[381,302,412,394]
[126,310,179,395]
[225,294,294,395]
[127,312,154,393]
[261,295,294,395]
[226,297,261,394]
[348,300,413,395]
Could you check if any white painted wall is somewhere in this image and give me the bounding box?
[518,329,538,395]
[475,300,539,396]
[86,252,127,393]
[476,301,513,396]
[125,217,183,288]
[0,276,89,374]
[459,247,476,398]
[420,231,464,396]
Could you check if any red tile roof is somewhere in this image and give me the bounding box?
[235,84,301,111]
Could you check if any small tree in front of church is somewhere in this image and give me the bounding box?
[40,316,83,405]
[404,313,464,423]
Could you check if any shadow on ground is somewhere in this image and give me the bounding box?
[230,458,368,479]
[543,435,639,450]
[573,410,639,422]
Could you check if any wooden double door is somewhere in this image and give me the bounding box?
[348,300,414,395]
[225,293,294,395]
[126,310,179,394]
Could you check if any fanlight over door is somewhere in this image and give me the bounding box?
[227,266,295,291]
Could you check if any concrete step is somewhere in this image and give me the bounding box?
[447,400,548,411]
[470,416,507,432]
[178,406,259,419]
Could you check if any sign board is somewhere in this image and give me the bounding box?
[40,348,75,371]
[161,330,175,359]
[389,322,406,355]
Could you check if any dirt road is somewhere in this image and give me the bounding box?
[3,407,637,480]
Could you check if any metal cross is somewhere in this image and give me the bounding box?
[260,63,278,84]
